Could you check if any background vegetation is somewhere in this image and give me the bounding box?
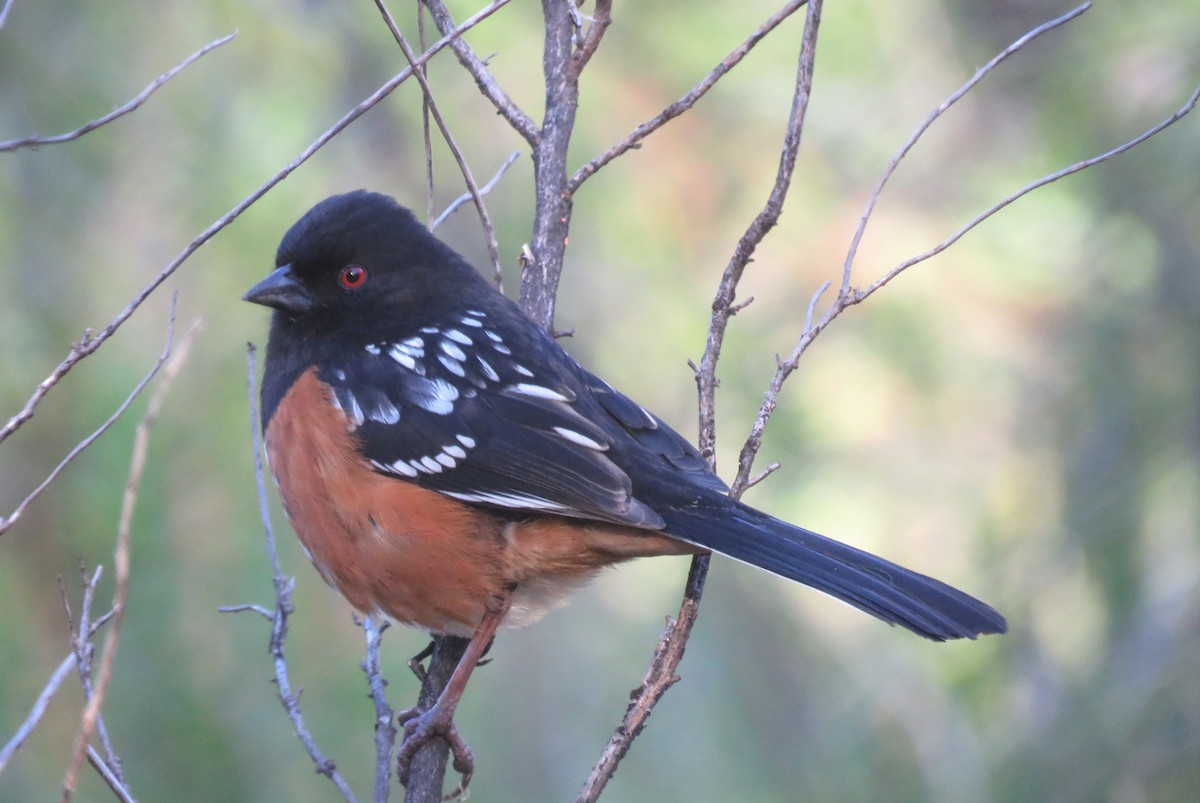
[1,1,1196,801]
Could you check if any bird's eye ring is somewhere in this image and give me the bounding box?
[338,264,368,290]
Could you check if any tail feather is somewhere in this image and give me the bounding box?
[661,497,1007,641]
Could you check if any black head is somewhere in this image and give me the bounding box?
[244,190,483,340]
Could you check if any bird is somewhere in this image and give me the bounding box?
[244,189,1006,792]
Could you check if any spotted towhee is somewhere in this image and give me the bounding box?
[244,190,1006,787]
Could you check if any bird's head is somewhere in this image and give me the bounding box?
[244,190,477,339]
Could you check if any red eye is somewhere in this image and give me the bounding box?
[338,264,368,290]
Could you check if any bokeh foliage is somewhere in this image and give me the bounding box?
[1,1,1197,801]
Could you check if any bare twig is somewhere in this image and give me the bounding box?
[420,0,540,147]
[0,0,512,452]
[570,0,611,72]
[61,318,198,802]
[418,4,437,227]
[850,81,1200,304]
[69,566,124,786]
[0,654,77,774]
[723,13,1200,506]
[228,344,358,803]
[432,150,520,229]
[375,0,505,287]
[361,615,397,803]
[569,0,808,191]
[841,2,1092,290]
[0,0,16,32]
[0,34,236,153]
[697,0,823,484]
[85,746,135,803]
[1,296,180,536]
[578,7,826,798]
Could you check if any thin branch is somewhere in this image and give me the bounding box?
[360,615,397,803]
[60,320,198,802]
[232,344,359,802]
[432,150,520,229]
[697,0,822,484]
[420,0,540,147]
[217,603,274,620]
[570,0,611,72]
[0,0,512,451]
[0,654,77,774]
[418,4,437,228]
[851,80,1200,304]
[0,0,16,32]
[569,0,808,192]
[375,0,505,288]
[840,2,1092,292]
[731,20,1200,498]
[85,746,135,803]
[69,566,123,785]
[0,34,236,153]
[0,295,179,537]
[580,6,826,799]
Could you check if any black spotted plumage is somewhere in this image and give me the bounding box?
[246,190,1006,641]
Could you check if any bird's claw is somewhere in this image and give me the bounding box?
[396,703,474,800]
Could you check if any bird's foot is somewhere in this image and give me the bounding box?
[396,702,474,800]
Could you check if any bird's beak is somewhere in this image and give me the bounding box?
[243,264,315,313]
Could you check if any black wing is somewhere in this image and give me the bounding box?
[317,307,721,528]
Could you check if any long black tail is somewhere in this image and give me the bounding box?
[660,494,1007,641]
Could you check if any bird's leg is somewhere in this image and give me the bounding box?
[396,589,513,798]
[406,639,436,684]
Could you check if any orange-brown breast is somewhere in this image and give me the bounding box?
[265,369,699,636]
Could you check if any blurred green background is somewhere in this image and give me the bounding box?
[2,1,1197,801]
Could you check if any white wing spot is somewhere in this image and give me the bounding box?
[465,309,486,318]
[402,336,425,349]
[459,316,483,328]
[420,455,444,473]
[419,327,439,335]
[493,342,512,356]
[365,344,381,355]
[334,368,347,381]
[508,383,572,402]
[438,353,467,377]
[476,356,499,382]
[374,459,418,478]
[456,434,476,449]
[435,452,457,468]
[442,490,567,511]
[389,345,417,370]
[514,364,534,378]
[444,444,467,459]
[440,340,467,361]
[552,426,606,451]
[368,398,401,425]
[344,392,365,428]
[410,377,460,415]
[444,329,472,345]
